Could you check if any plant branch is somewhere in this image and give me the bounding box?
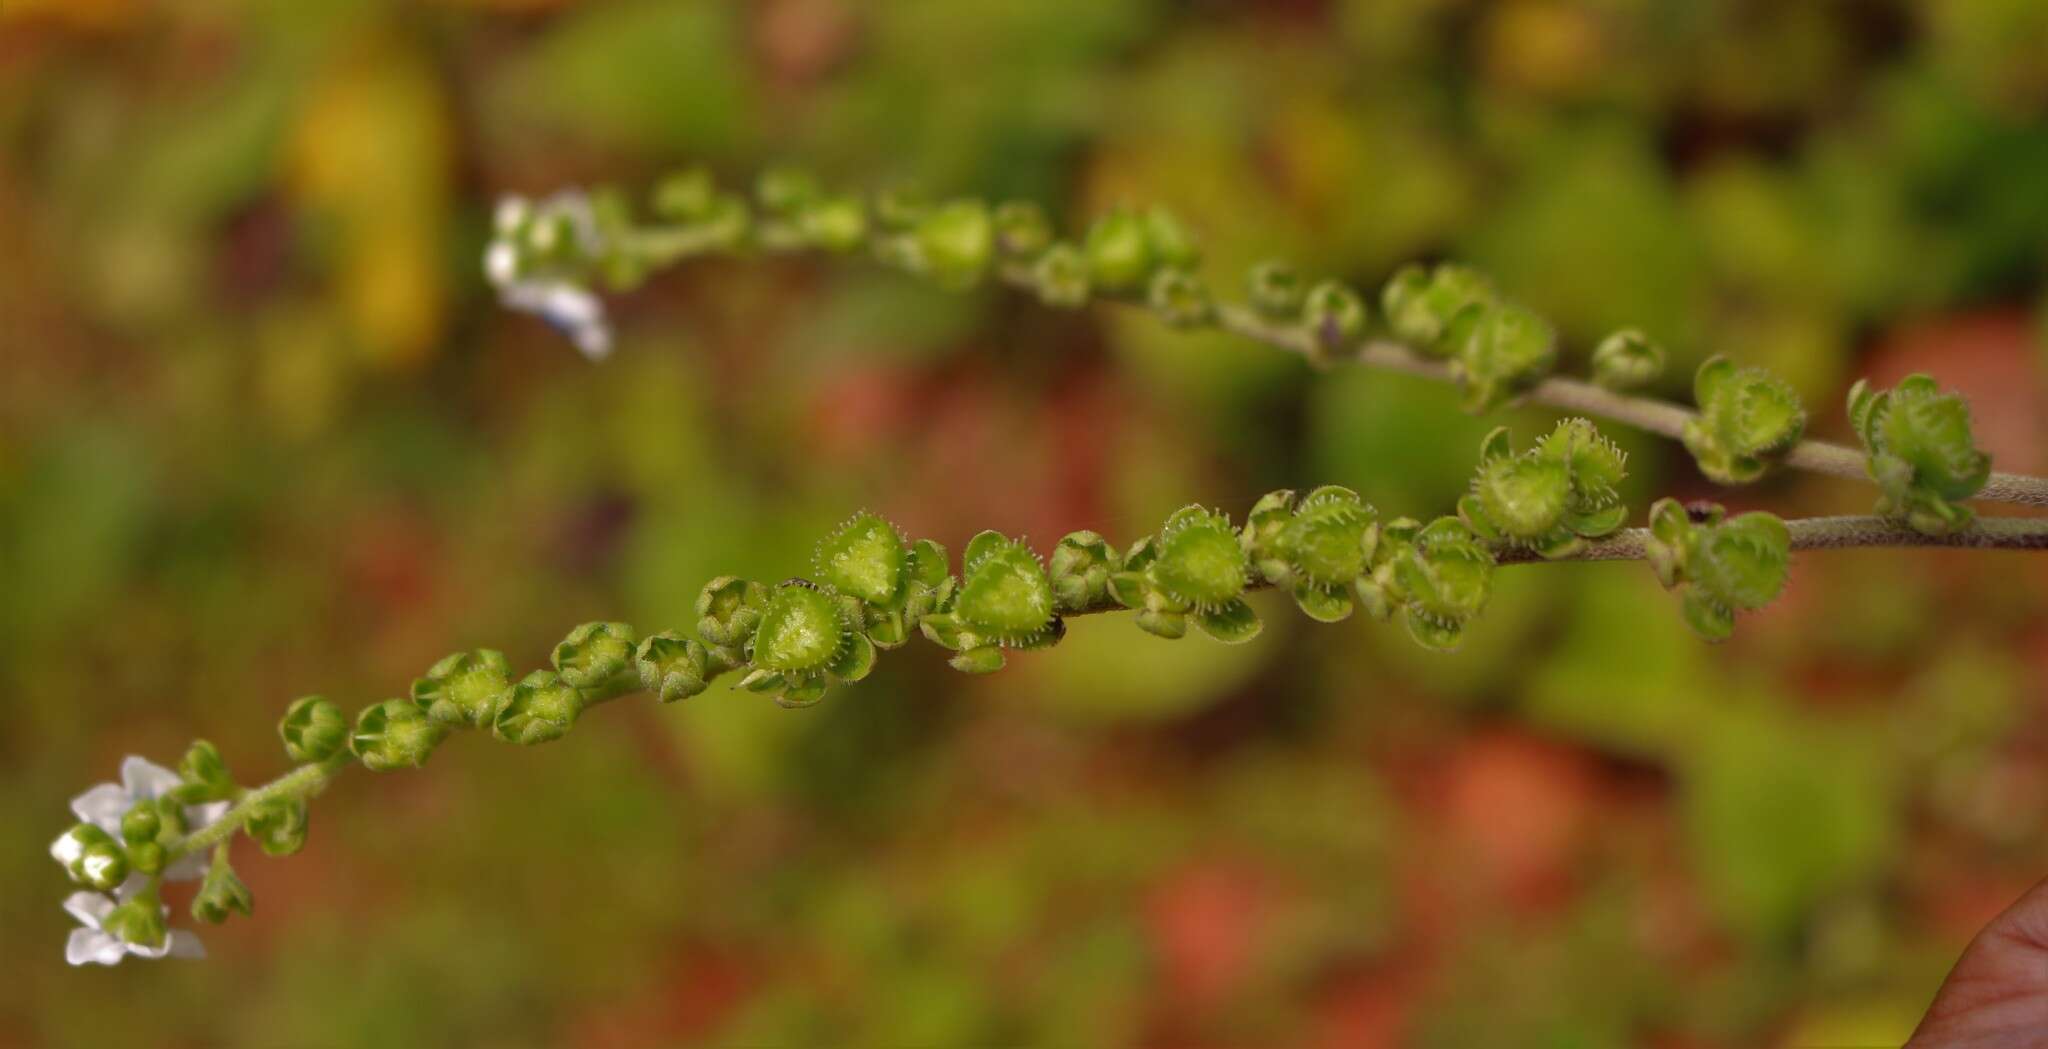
[166,754,351,861]
[1198,303,2048,509]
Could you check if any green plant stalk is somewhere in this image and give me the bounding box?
[166,513,2047,849]
[165,754,350,862]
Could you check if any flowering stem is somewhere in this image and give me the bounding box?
[1058,513,2048,616]
[1198,304,2048,509]
[166,754,351,862]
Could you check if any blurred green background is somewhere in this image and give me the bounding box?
[6,1,2048,1046]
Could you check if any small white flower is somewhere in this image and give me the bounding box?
[484,190,615,361]
[64,884,204,966]
[53,756,229,883]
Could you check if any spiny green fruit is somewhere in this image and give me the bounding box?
[551,622,636,691]
[1682,356,1805,484]
[1083,208,1155,292]
[1149,507,1261,643]
[1279,487,1378,623]
[1382,517,1494,651]
[413,650,513,727]
[747,584,876,701]
[1590,329,1666,391]
[492,671,586,745]
[1460,420,1629,558]
[1381,263,1495,355]
[920,532,1059,675]
[1642,498,1791,642]
[813,512,912,609]
[352,699,448,771]
[1445,300,1557,413]
[1848,375,1991,536]
[914,200,995,290]
[1152,507,1250,610]
[954,532,1057,644]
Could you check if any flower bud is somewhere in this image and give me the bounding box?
[1083,209,1155,292]
[1246,261,1305,320]
[1641,499,1790,642]
[192,859,253,924]
[652,167,719,222]
[1381,263,1495,355]
[1033,244,1091,308]
[697,576,769,647]
[412,651,512,727]
[635,631,712,703]
[1591,329,1665,391]
[913,200,995,290]
[1445,300,1556,413]
[176,740,235,803]
[993,200,1052,257]
[103,887,168,950]
[756,166,822,214]
[120,804,161,846]
[278,695,348,763]
[246,797,309,856]
[1681,357,1806,484]
[1387,517,1494,651]
[873,185,931,231]
[53,824,128,890]
[1848,375,1991,536]
[1148,269,1214,328]
[799,194,869,253]
[352,699,448,771]
[1303,281,1367,359]
[1143,206,1201,270]
[1050,531,1119,613]
[492,671,586,746]
[552,621,637,691]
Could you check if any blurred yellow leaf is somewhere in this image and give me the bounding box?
[288,37,452,371]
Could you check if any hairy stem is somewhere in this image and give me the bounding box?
[1200,304,2048,509]
[167,754,351,861]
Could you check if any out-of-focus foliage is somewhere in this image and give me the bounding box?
[6,1,2048,1046]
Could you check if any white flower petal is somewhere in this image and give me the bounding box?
[63,891,113,928]
[120,756,183,801]
[165,931,207,960]
[571,323,613,362]
[493,195,531,235]
[69,783,131,833]
[66,928,126,966]
[51,830,85,869]
[188,799,232,830]
[484,242,519,286]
